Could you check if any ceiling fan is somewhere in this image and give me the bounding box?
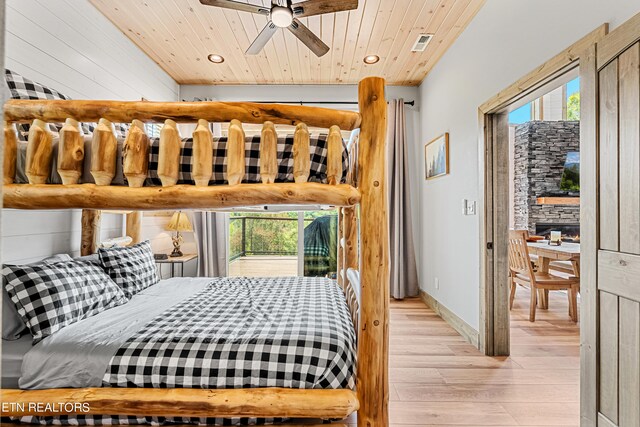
[199,0,358,57]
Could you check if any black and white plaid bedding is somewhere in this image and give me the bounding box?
[2,260,128,344]
[98,241,158,299]
[144,134,349,186]
[19,276,356,426]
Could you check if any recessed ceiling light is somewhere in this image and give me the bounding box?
[363,55,380,65]
[207,54,225,64]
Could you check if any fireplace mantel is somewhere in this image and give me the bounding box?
[536,196,580,205]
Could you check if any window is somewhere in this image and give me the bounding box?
[566,77,580,120]
[228,210,337,278]
[508,103,532,125]
[145,123,161,138]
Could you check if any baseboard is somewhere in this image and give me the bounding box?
[419,290,480,349]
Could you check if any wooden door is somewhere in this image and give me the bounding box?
[581,12,640,427]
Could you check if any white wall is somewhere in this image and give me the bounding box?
[5,0,178,101]
[414,0,639,330]
[2,0,179,264]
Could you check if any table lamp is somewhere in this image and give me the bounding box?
[166,211,193,257]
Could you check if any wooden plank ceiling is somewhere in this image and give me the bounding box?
[89,0,485,86]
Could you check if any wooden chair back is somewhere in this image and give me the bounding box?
[508,230,536,280]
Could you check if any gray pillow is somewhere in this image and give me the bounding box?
[2,253,72,340]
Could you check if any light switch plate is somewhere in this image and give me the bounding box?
[466,200,477,215]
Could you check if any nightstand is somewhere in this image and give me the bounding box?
[155,253,198,278]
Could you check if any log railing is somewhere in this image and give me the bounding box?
[3,100,361,210]
[0,77,388,426]
[4,99,362,130]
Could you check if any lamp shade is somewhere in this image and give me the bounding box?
[166,211,193,232]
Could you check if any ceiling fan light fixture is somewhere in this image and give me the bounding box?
[271,6,293,28]
[207,54,225,63]
[363,54,380,64]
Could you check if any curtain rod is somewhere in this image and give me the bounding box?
[187,99,415,107]
[245,100,415,107]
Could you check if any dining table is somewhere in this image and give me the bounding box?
[526,240,581,309]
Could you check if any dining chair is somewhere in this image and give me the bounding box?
[507,230,580,322]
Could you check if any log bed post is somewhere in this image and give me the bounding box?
[260,121,278,184]
[327,125,343,185]
[293,122,310,183]
[123,120,149,188]
[3,121,17,184]
[90,118,118,186]
[26,119,53,184]
[192,119,213,187]
[126,211,142,245]
[337,207,344,289]
[58,118,85,185]
[227,119,245,186]
[81,209,101,256]
[357,76,389,427]
[343,206,358,273]
[158,119,181,187]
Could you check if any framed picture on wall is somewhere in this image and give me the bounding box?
[425,133,449,180]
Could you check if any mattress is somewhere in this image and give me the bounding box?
[13,134,348,187]
[15,276,356,425]
[1,334,31,389]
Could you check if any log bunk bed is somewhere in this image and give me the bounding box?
[1,77,389,427]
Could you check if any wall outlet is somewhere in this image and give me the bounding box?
[434,277,440,290]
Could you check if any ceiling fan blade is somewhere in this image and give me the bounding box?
[246,21,279,55]
[199,0,270,15]
[292,0,358,18]
[287,18,330,57]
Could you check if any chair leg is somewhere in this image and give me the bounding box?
[568,289,573,318]
[569,285,579,322]
[529,286,537,322]
[537,289,548,309]
[510,282,517,310]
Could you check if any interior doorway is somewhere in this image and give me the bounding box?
[478,24,608,357]
[505,78,582,372]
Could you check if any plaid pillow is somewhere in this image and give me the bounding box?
[5,69,69,140]
[5,69,130,140]
[2,254,74,340]
[98,241,159,298]
[3,260,128,344]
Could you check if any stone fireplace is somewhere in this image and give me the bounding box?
[513,121,580,235]
[535,223,581,243]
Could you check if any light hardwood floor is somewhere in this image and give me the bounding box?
[380,287,580,427]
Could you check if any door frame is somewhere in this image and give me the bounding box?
[477,24,608,356]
